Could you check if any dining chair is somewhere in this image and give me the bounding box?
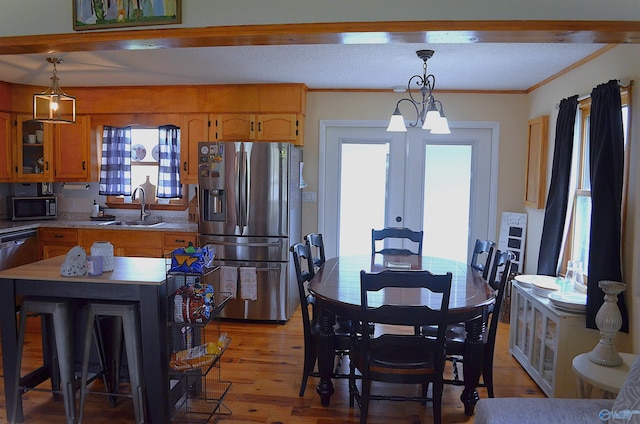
[304,233,326,269]
[349,269,452,424]
[470,239,496,280]
[371,227,424,256]
[290,242,352,397]
[442,249,517,397]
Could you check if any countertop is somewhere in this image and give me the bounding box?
[0,219,197,236]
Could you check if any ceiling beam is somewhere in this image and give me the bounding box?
[1,20,639,55]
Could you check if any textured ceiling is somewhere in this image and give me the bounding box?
[0,43,606,91]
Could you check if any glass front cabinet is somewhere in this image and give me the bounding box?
[15,115,53,181]
[509,281,600,397]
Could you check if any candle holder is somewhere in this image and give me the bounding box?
[588,280,626,366]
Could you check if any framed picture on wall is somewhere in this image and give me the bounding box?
[524,115,549,209]
[73,0,182,31]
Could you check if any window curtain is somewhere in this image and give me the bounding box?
[99,125,132,196]
[537,95,579,276]
[157,125,182,198]
[586,80,628,332]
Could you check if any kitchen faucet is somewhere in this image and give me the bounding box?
[132,186,151,221]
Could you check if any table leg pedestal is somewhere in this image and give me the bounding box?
[317,311,336,406]
[461,315,485,416]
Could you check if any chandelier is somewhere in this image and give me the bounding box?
[386,50,450,134]
[33,58,76,124]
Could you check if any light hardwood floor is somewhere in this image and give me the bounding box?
[0,307,544,423]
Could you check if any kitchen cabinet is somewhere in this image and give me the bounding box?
[53,115,92,182]
[181,114,210,184]
[163,232,198,257]
[0,112,12,182]
[509,281,599,397]
[81,229,165,258]
[214,113,301,144]
[39,227,197,260]
[39,228,79,259]
[14,115,53,182]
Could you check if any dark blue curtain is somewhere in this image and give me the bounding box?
[537,96,579,276]
[157,125,182,198]
[99,126,131,196]
[586,80,628,332]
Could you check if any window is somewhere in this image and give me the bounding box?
[104,127,188,210]
[563,89,629,279]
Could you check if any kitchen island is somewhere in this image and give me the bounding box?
[0,256,170,423]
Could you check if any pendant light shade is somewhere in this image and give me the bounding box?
[33,58,76,124]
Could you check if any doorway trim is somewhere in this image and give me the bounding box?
[318,119,500,253]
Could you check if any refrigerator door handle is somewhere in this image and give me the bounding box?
[234,142,243,235]
[209,239,283,248]
[242,142,253,236]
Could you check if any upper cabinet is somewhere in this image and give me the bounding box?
[214,113,300,142]
[181,113,210,184]
[0,112,12,182]
[14,115,54,182]
[212,85,306,145]
[54,115,92,182]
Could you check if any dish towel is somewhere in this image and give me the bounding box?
[239,267,258,301]
[220,266,238,299]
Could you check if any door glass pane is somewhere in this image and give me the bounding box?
[423,144,472,262]
[339,143,389,255]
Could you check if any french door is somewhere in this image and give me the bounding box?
[319,121,498,263]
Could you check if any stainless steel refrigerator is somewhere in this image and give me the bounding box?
[197,141,302,322]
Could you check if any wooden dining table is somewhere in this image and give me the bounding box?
[308,253,496,416]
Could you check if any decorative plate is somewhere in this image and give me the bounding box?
[152,145,160,161]
[548,292,587,313]
[514,274,557,289]
[132,144,146,161]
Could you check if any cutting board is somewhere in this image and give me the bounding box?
[188,188,199,223]
[140,176,157,203]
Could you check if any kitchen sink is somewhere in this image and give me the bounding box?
[99,218,164,227]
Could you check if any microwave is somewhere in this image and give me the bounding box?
[10,196,58,221]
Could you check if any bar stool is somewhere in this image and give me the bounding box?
[12,297,76,424]
[79,301,146,424]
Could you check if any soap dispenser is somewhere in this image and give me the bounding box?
[91,200,100,218]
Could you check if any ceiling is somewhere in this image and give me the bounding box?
[0,42,607,92]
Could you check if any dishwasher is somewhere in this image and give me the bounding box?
[0,228,39,271]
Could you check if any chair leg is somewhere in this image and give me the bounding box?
[121,310,146,424]
[50,304,76,424]
[359,378,371,424]
[11,307,29,424]
[299,335,316,397]
[348,356,357,407]
[432,381,443,424]
[483,356,495,398]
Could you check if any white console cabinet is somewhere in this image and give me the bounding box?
[509,281,600,398]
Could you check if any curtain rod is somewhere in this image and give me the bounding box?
[555,78,631,109]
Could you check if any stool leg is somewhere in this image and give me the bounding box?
[79,307,97,424]
[122,311,146,424]
[100,316,124,403]
[51,303,77,424]
[42,314,61,400]
[11,307,30,424]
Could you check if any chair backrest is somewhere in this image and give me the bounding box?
[485,250,516,348]
[371,227,423,256]
[290,242,316,330]
[487,249,516,291]
[304,233,326,269]
[359,269,452,365]
[470,239,496,280]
